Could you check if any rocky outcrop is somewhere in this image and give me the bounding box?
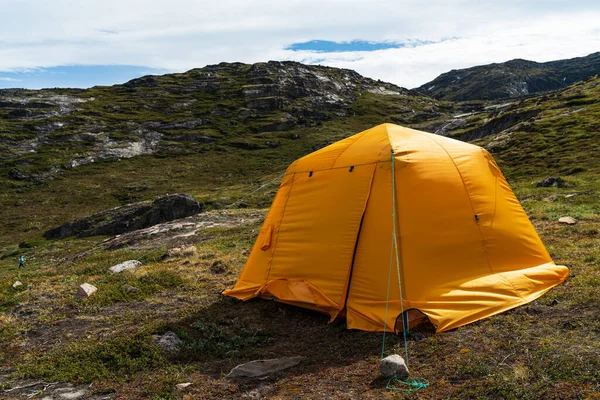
[227,356,304,378]
[2,61,436,183]
[44,194,204,239]
[458,109,540,141]
[101,209,264,251]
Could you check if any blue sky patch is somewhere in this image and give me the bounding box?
[0,65,169,90]
[287,40,423,53]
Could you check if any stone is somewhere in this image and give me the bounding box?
[122,284,140,293]
[110,260,142,273]
[108,260,143,274]
[75,283,97,299]
[12,281,23,289]
[176,382,192,389]
[228,356,304,378]
[558,216,577,225]
[153,331,182,354]
[44,194,204,240]
[380,354,409,379]
[537,177,566,188]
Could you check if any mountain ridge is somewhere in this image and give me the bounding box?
[417,52,600,101]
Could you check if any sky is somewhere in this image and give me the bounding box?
[0,0,599,89]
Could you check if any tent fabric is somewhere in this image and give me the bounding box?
[223,123,568,332]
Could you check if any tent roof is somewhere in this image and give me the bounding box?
[287,123,480,174]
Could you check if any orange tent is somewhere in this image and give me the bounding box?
[223,123,568,332]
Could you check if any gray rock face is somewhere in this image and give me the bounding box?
[227,356,304,378]
[380,354,409,379]
[110,260,142,273]
[44,194,204,239]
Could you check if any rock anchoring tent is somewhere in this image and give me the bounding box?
[224,123,568,332]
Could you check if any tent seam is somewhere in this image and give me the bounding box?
[331,129,371,168]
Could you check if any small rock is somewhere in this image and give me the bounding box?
[228,356,304,378]
[176,382,192,389]
[536,177,565,188]
[153,331,182,354]
[75,283,97,299]
[558,216,577,225]
[210,260,229,274]
[380,354,409,379]
[12,281,23,289]
[109,260,142,273]
[122,284,140,293]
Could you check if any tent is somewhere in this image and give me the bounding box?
[223,123,568,332]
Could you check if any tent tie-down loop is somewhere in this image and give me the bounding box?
[386,376,429,393]
[381,149,428,393]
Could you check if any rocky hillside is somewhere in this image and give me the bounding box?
[1,61,459,244]
[0,61,449,186]
[417,52,600,101]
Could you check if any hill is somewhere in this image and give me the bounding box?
[416,52,600,101]
[0,61,460,245]
[1,63,599,399]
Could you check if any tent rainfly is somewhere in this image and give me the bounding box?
[223,123,568,332]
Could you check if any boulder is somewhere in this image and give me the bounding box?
[44,194,204,240]
[537,177,566,188]
[12,281,23,289]
[109,260,142,273]
[227,356,304,378]
[75,283,97,299]
[380,354,409,379]
[558,216,577,225]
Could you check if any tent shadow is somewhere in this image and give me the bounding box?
[162,295,434,384]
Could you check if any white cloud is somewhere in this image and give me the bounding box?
[0,0,599,87]
[0,77,21,82]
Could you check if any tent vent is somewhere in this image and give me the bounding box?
[474,214,480,223]
[349,166,354,172]
[309,171,313,177]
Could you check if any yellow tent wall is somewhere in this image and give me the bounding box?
[223,124,568,332]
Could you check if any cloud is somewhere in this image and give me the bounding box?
[0,77,21,82]
[0,0,599,88]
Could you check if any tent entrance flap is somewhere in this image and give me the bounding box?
[261,163,377,317]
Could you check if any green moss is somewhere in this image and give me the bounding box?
[16,333,166,383]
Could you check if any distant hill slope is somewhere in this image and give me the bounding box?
[417,52,600,101]
[0,61,455,244]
